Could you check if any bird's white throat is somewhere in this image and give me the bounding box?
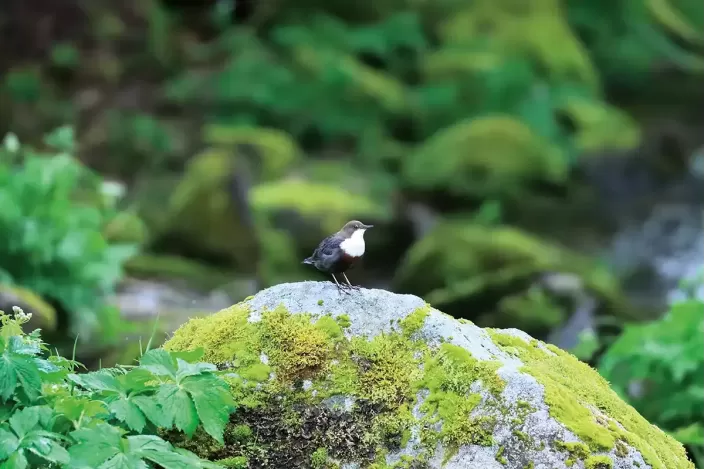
[340,229,366,257]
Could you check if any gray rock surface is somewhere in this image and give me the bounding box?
[237,281,691,469]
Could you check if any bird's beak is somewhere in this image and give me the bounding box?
[362,224,374,229]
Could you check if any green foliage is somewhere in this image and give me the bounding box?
[597,294,704,465]
[402,115,569,198]
[0,128,138,341]
[0,306,233,468]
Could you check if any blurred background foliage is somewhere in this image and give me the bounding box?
[0,0,702,464]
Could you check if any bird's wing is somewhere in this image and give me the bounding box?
[316,234,342,259]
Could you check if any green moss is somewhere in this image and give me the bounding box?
[259,307,339,381]
[311,447,328,468]
[318,299,324,306]
[399,305,430,337]
[513,430,529,443]
[418,343,505,398]
[490,331,692,469]
[230,425,253,442]
[315,315,345,340]
[495,445,507,465]
[349,330,422,407]
[166,299,647,468]
[335,314,351,329]
[556,441,590,466]
[216,456,248,468]
[615,439,629,457]
[586,455,613,469]
[523,463,534,469]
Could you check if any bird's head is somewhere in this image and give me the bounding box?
[340,220,373,238]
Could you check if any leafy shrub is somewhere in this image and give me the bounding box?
[0,306,235,468]
[0,127,137,341]
[596,283,704,467]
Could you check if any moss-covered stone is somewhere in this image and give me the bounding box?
[160,282,692,469]
[250,179,387,235]
[393,221,635,336]
[162,299,516,466]
[490,331,691,469]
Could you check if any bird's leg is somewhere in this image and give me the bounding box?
[331,274,350,295]
[342,272,360,290]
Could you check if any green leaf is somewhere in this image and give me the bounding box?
[69,371,122,393]
[0,351,42,402]
[54,395,108,423]
[182,375,236,443]
[156,385,198,436]
[0,356,17,401]
[69,423,122,466]
[26,437,70,464]
[0,450,28,469]
[138,349,177,379]
[132,395,169,428]
[129,436,208,469]
[0,428,19,459]
[9,407,42,437]
[109,398,146,433]
[174,359,217,382]
[12,356,42,402]
[97,453,148,469]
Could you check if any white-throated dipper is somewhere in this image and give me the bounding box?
[302,220,373,293]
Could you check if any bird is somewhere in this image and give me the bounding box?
[302,220,373,293]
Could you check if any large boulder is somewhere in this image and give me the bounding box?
[163,281,692,469]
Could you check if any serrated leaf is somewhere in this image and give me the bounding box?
[0,450,28,469]
[156,385,198,436]
[69,423,122,466]
[69,371,122,393]
[54,395,108,423]
[169,348,204,364]
[109,398,146,432]
[7,337,40,356]
[0,427,19,459]
[138,349,177,379]
[175,359,217,383]
[118,368,154,392]
[26,437,70,464]
[127,435,172,453]
[97,453,148,469]
[9,407,41,437]
[132,395,169,428]
[0,356,18,401]
[182,375,236,443]
[0,352,42,402]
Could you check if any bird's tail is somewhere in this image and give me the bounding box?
[302,257,313,265]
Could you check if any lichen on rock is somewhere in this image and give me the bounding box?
[162,281,693,469]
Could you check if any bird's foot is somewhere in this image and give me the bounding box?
[335,283,351,295]
[345,284,361,290]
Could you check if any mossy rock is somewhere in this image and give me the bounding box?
[391,221,634,335]
[439,0,598,91]
[162,281,692,469]
[164,149,260,273]
[0,284,57,331]
[202,125,303,180]
[402,115,569,199]
[250,179,388,235]
[103,210,149,246]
